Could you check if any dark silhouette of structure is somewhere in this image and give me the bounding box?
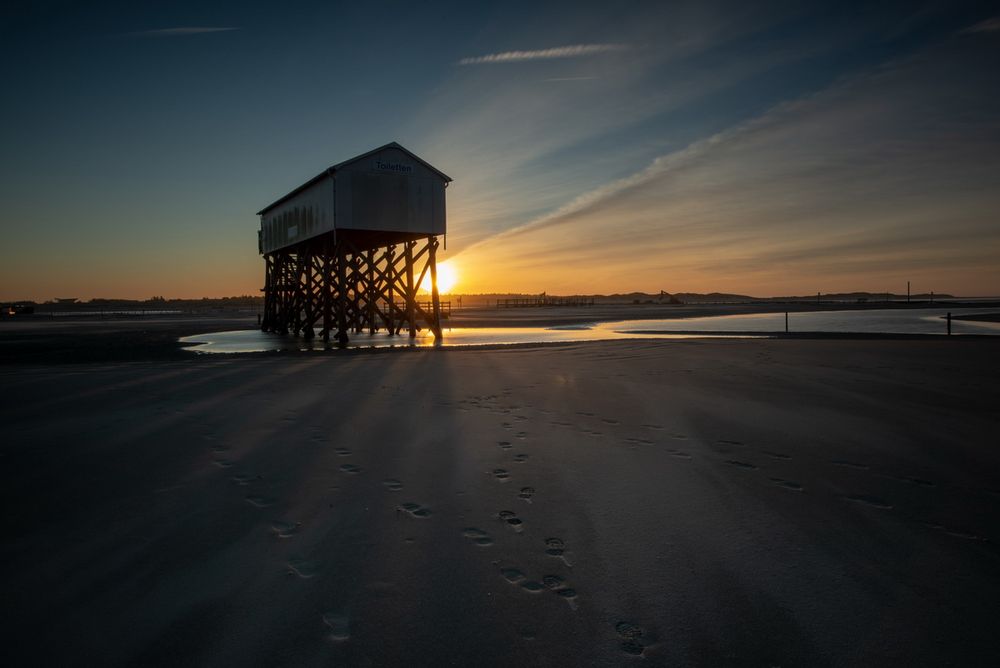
[257,143,451,343]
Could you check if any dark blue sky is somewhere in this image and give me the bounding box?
[2,1,997,297]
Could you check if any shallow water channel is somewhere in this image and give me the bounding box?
[180,308,1000,353]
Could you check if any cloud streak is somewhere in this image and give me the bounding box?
[961,16,1000,34]
[449,36,1000,296]
[458,43,628,65]
[125,27,239,37]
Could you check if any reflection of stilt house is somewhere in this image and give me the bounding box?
[257,142,451,343]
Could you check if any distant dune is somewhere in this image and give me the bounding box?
[2,291,963,314]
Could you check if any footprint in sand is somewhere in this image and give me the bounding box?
[667,449,691,459]
[544,537,572,565]
[924,523,984,541]
[322,612,351,641]
[492,468,510,482]
[246,495,276,508]
[542,575,579,607]
[763,451,792,460]
[498,441,512,450]
[339,464,363,474]
[832,459,869,470]
[641,424,664,431]
[213,459,236,468]
[892,475,934,487]
[842,494,892,509]
[382,478,403,491]
[555,587,577,601]
[725,460,757,469]
[271,520,300,538]
[542,574,565,590]
[498,510,524,531]
[462,527,494,546]
[397,502,431,518]
[615,621,649,656]
[515,431,528,440]
[718,439,744,446]
[519,486,535,502]
[513,453,530,464]
[769,478,803,491]
[334,448,352,457]
[287,558,318,578]
[498,567,543,593]
[601,418,620,425]
[231,472,260,485]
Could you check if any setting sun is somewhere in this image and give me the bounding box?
[420,260,458,294]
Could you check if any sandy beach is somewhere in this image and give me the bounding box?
[3,329,999,665]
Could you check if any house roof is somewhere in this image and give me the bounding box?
[256,142,452,216]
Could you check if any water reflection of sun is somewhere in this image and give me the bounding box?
[420,260,457,294]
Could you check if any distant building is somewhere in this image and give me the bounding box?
[2,302,35,315]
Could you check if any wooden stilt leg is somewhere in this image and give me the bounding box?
[428,236,442,339]
[386,245,395,335]
[367,249,376,336]
[404,240,416,338]
[302,248,314,339]
[335,243,349,344]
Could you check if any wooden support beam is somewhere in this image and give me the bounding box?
[335,242,349,344]
[428,236,442,339]
[385,245,396,335]
[404,241,417,338]
[261,254,274,331]
[367,249,377,335]
[302,247,314,339]
[321,245,332,341]
[260,233,444,345]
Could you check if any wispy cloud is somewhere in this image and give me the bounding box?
[448,38,1000,295]
[458,44,628,65]
[124,27,239,37]
[413,25,825,253]
[961,16,1000,34]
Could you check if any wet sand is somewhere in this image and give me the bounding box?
[2,337,999,665]
[3,301,993,363]
[0,315,256,363]
[954,312,1000,323]
[447,301,999,328]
